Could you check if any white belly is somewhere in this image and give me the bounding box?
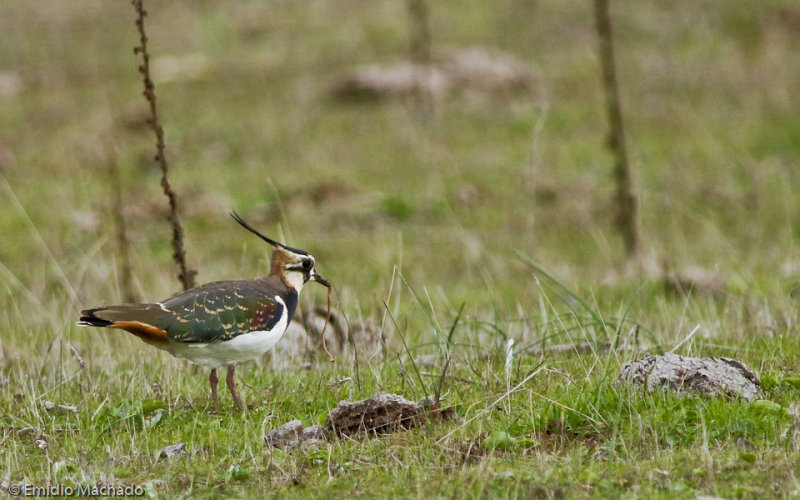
[165,296,290,369]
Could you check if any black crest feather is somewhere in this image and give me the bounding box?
[230,211,309,256]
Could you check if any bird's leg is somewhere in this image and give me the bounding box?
[209,368,219,411]
[226,365,245,411]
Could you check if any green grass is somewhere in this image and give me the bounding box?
[2,0,800,498]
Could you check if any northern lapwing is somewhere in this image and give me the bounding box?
[78,212,330,411]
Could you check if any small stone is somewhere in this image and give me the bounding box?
[264,419,304,449]
[264,420,328,449]
[158,442,186,461]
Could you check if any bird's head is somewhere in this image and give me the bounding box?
[231,211,330,292]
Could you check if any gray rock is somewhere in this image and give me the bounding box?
[264,419,303,449]
[616,353,761,401]
[157,442,186,461]
[264,420,329,449]
[330,48,532,101]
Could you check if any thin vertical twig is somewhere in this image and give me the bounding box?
[407,0,434,118]
[102,138,136,303]
[594,0,639,258]
[408,0,432,68]
[132,0,196,290]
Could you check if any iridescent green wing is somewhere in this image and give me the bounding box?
[157,280,283,343]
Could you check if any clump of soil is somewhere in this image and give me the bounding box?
[265,391,458,447]
[325,392,425,437]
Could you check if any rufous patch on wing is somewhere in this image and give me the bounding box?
[110,321,169,343]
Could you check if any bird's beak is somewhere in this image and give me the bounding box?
[312,273,330,288]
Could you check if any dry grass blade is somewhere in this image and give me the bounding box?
[320,285,334,363]
[437,364,547,443]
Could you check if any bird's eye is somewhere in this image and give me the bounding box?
[301,259,313,270]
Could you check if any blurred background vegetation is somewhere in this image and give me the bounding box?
[1,0,799,345]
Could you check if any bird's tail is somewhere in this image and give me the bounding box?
[78,308,114,327]
[77,305,169,344]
